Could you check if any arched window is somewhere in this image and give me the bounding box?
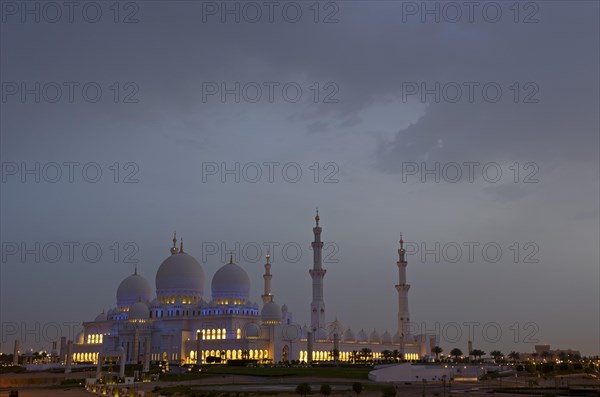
[217,329,221,340]
[222,328,226,339]
[236,328,241,339]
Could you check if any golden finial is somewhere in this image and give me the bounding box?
[229,253,234,264]
[134,263,138,275]
[179,238,184,253]
[171,231,179,254]
[266,250,271,264]
[400,233,404,249]
[315,207,320,224]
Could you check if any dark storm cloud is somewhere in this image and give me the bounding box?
[1,1,598,355]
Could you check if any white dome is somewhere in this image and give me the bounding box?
[261,301,282,323]
[156,252,205,297]
[393,331,402,344]
[76,331,84,344]
[314,327,328,340]
[381,331,392,344]
[369,329,381,343]
[301,325,309,339]
[329,319,343,339]
[211,259,250,301]
[94,310,107,322]
[129,301,149,320]
[117,270,152,307]
[357,329,368,342]
[344,328,355,342]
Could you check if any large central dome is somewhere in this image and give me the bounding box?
[156,251,205,299]
[211,256,250,303]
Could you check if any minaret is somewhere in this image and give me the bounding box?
[396,234,410,353]
[309,208,326,334]
[262,252,273,304]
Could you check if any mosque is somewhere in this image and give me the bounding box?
[60,211,437,370]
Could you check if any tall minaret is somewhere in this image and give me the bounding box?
[309,208,326,334]
[262,252,273,304]
[396,234,410,350]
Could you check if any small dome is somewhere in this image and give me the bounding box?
[129,301,149,320]
[245,323,261,338]
[329,319,343,339]
[156,252,205,298]
[117,269,152,307]
[393,332,402,344]
[261,301,282,324]
[344,328,355,342]
[381,330,392,344]
[281,304,288,313]
[76,331,84,344]
[357,329,368,343]
[314,327,328,340]
[369,329,381,343]
[300,325,309,339]
[211,258,250,302]
[94,310,107,322]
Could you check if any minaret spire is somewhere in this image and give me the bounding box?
[171,231,179,254]
[262,251,274,304]
[179,238,184,253]
[395,233,410,357]
[309,209,326,335]
[134,264,138,275]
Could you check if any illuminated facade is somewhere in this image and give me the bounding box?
[68,212,436,367]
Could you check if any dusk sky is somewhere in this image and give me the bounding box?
[1,1,599,357]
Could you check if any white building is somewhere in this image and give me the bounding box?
[62,211,436,369]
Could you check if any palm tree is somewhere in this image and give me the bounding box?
[351,350,359,364]
[540,351,550,362]
[296,382,311,397]
[320,384,332,397]
[471,349,485,361]
[450,348,462,362]
[531,352,538,362]
[392,350,401,363]
[508,351,520,363]
[381,350,392,362]
[490,350,504,362]
[431,346,443,360]
[360,348,372,363]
